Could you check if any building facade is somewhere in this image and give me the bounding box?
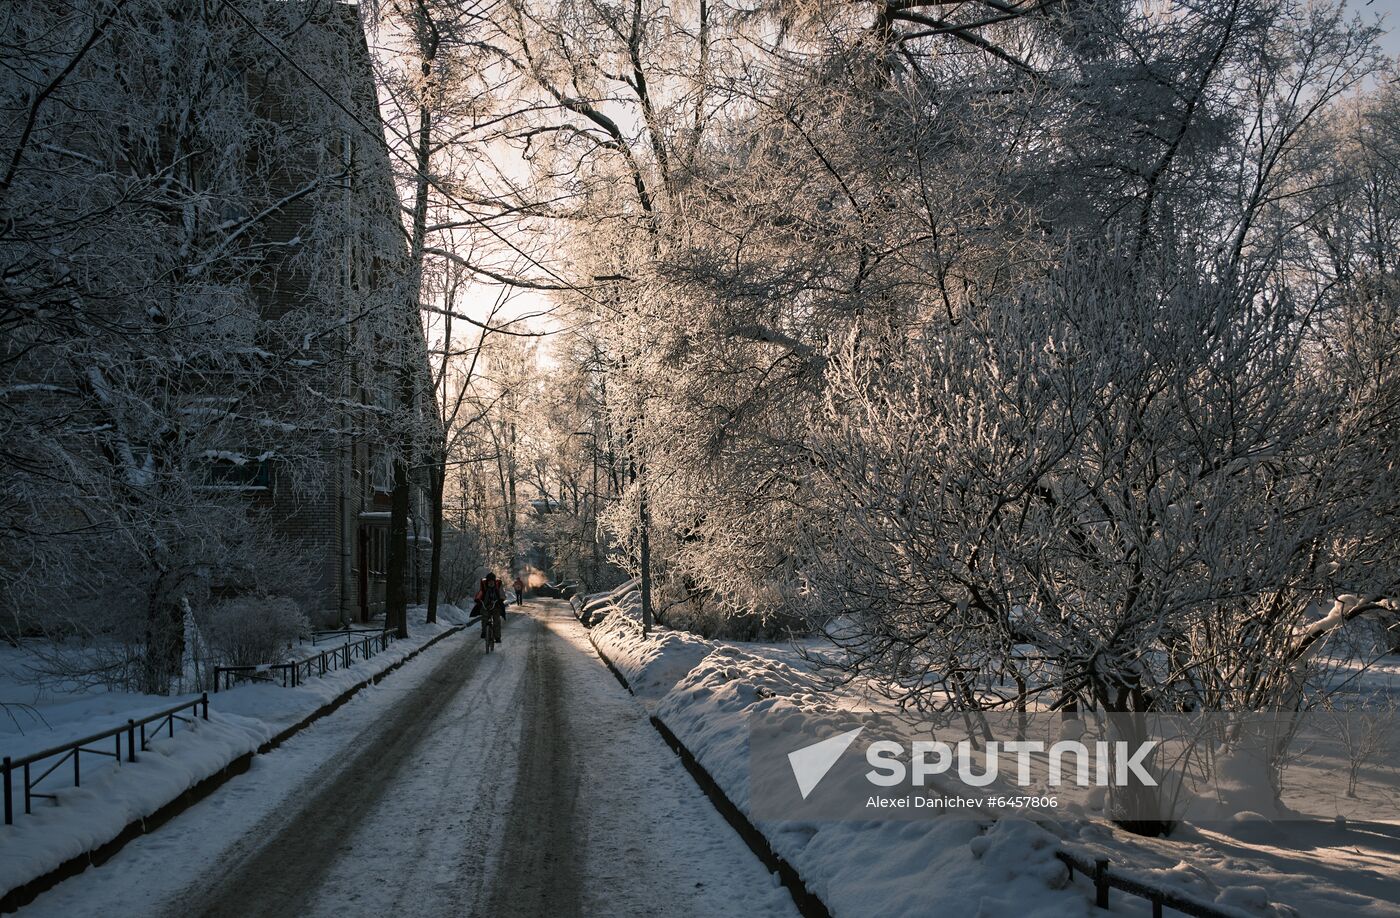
[218,3,435,626]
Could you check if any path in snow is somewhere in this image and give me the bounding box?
[20,601,798,918]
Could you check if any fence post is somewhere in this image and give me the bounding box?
[3,757,11,825]
[1151,891,1164,918]
[201,692,209,720]
[127,720,137,762]
[213,666,222,693]
[1093,858,1110,909]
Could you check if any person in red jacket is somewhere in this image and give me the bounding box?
[512,575,525,606]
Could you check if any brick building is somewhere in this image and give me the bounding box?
[206,3,436,626]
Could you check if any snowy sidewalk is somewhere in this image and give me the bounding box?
[18,602,799,918]
[0,609,465,904]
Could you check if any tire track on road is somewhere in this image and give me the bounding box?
[165,637,485,918]
[481,614,582,918]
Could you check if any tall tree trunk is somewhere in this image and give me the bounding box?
[590,439,600,588]
[386,11,437,639]
[426,455,445,624]
[623,411,654,636]
[142,569,185,694]
[507,419,518,575]
[386,357,416,639]
[386,448,411,639]
[639,468,653,636]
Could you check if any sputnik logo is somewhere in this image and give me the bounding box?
[787,727,864,799]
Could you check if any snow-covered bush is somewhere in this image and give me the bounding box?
[807,239,1400,710]
[196,597,310,670]
[653,579,807,641]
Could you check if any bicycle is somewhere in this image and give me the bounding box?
[481,601,503,653]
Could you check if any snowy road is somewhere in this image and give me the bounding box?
[21,602,798,918]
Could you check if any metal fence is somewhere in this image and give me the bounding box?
[2,694,210,826]
[1058,848,1235,918]
[212,631,394,691]
[307,626,384,646]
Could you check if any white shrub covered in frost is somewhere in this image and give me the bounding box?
[198,597,310,668]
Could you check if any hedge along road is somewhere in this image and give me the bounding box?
[19,601,799,918]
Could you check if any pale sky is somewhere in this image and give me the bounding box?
[1363,0,1400,55]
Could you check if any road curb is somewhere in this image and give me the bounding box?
[586,627,834,918]
[0,623,465,913]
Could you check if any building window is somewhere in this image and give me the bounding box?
[367,527,388,576]
[371,447,393,493]
[201,452,272,489]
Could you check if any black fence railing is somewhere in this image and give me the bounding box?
[212,631,394,692]
[2,694,210,826]
[1058,848,1236,918]
[307,626,384,646]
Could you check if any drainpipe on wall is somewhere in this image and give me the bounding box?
[336,96,354,628]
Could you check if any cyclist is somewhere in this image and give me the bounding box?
[476,572,506,650]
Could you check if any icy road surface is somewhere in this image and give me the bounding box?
[21,601,799,918]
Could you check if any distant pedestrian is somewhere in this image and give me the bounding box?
[512,576,525,606]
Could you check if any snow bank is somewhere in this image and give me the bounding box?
[587,609,711,702]
[0,609,461,898]
[574,577,639,626]
[648,643,1097,918]
[410,602,474,626]
[0,714,266,896]
[590,585,1383,918]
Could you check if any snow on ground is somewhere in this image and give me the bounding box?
[584,587,1400,918]
[0,605,466,898]
[19,601,799,918]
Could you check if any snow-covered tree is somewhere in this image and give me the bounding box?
[2,0,412,690]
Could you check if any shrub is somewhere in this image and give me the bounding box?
[197,596,310,669]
